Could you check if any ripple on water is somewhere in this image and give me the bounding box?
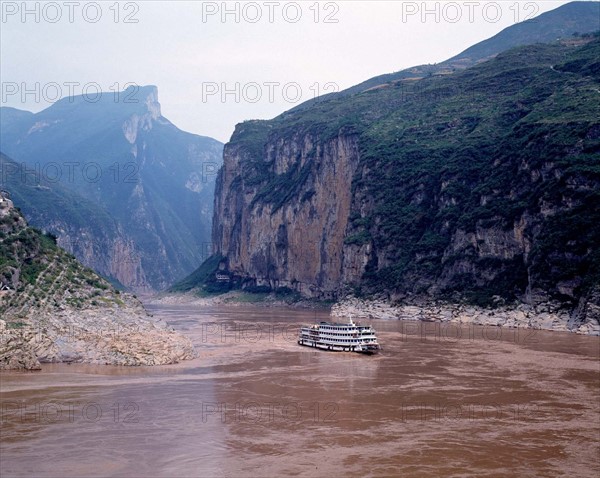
[1,304,599,478]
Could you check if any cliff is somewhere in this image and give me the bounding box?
[0,193,194,369]
[213,128,360,298]
[0,86,223,291]
[0,153,147,289]
[196,35,600,333]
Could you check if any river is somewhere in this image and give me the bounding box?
[1,304,598,477]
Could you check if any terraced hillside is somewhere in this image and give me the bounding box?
[0,192,194,369]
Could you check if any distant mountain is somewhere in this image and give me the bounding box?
[0,107,33,127]
[0,153,140,289]
[179,3,600,331]
[451,1,600,62]
[0,86,223,290]
[291,1,600,111]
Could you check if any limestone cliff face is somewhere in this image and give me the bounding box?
[342,155,598,307]
[122,85,162,144]
[55,227,148,290]
[210,39,600,321]
[214,126,596,306]
[213,129,359,298]
[4,183,150,291]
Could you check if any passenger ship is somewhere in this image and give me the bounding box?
[298,318,380,354]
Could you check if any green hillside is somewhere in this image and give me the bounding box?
[0,194,119,318]
[291,1,600,111]
[194,35,600,309]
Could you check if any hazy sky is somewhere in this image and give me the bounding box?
[1,1,576,142]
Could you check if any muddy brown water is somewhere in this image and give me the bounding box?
[1,305,599,477]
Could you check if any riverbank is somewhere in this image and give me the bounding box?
[331,297,600,336]
[6,287,597,371]
[0,295,194,371]
[152,289,600,336]
[146,290,332,309]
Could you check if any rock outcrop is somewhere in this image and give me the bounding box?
[0,193,194,370]
[0,320,41,370]
[331,295,600,336]
[0,299,194,370]
[213,130,360,298]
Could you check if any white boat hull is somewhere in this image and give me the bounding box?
[297,339,380,355]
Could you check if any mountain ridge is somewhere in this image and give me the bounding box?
[0,152,142,289]
[1,86,223,290]
[289,1,600,113]
[176,4,600,334]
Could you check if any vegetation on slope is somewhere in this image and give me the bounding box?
[0,197,123,322]
[210,36,600,307]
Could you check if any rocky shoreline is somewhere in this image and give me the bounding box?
[146,290,329,309]
[149,289,600,336]
[4,290,598,371]
[0,195,195,371]
[331,296,600,336]
[0,296,194,371]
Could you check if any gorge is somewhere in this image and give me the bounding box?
[0,86,223,291]
[179,3,600,334]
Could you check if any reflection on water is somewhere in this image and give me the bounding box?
[1,305,599,477]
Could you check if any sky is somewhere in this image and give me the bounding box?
[0,0,577,143]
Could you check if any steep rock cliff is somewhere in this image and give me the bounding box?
[0,154,148,288]
[208,37,600,324]
[213,129,359,297]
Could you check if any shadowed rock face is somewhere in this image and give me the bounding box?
[0,195,194,370]
[213,132,360,298]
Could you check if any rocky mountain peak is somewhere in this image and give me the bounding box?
[121,85,162,143]
[135,84,161,120]
[1,82,223,291]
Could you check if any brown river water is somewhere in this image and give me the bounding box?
[1,305,599,478]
